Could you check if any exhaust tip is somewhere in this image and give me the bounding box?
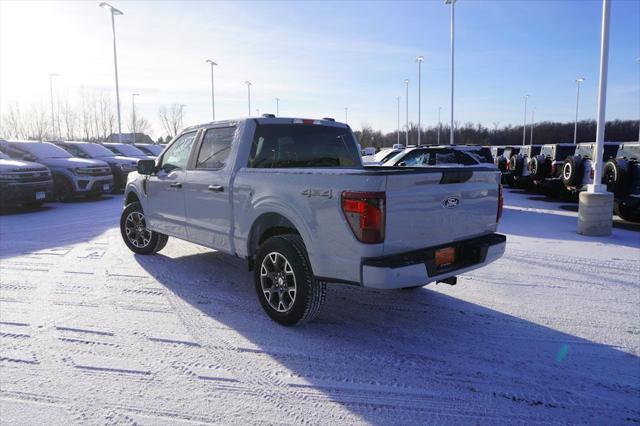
[437,276,457,286]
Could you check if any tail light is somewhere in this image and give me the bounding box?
[497,184,504,223]
[590,167,594,180]
[341,191,385,244]
[551,163,557,176]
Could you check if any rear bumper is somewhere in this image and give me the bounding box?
[360,233,506,289]
[0,180,54,206]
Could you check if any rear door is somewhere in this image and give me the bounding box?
[146,131,198,238]
[184,126,236,252]
[382,168,500,255]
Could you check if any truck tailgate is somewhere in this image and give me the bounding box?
[382,167,500,255]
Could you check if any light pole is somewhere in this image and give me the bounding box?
[637,58,640,141]
[256,109,260,116]
[416,56,424,146]
[396,96,401,145]
[131,93,139,143]
[344,107,348,124]
[522,95,529,146]
[577,0,612,236]
[244,81,252,116]
[179,104,186,131]
[445,0,456,145]
[573,77,585,144]
[438,106,442,145]
[404,79,410,146]
[205,59,217,121]
[275,97,280,116]
[530,108,535,145]
[48,73,59,139]
[99,2,124,143]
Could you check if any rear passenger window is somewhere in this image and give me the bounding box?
[196,127,236,169]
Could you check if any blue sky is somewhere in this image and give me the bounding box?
[1,0,638,137]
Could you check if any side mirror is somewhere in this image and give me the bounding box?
[397,161,406,167]
[137,159,156,175]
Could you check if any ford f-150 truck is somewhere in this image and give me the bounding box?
[121,117,506,325]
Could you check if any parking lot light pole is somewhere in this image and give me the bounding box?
[574,77,585,144]
[99,2,124,144]
[577,0,612,236]
[636,57,639,141]
[275,97,279,116]
[522,95,529,146]
[445,0,456,145]
[404,79,410,146]
[345,107,348,124]
[530,108,535,145]
[131,93,139,144]
[48,73,59,140]
[438,106,442,145]
[397,96,401,145]
[416,56,424,146]
[244,81,252,116]
[205,59,217,121]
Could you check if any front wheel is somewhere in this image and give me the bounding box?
[254,234,326,326]
[120,202,169,254]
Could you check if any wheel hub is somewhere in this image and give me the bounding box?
[260,252,297,313]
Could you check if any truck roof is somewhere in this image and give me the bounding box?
[183,117,349,133]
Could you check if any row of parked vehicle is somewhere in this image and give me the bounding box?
[0,140,165,208]
[491,141,640,222]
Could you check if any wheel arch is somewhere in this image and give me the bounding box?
[247,212,305,270]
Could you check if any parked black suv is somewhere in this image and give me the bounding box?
[54,141,138,192]
[529,143,577,195]
[0,150,54,208]
[602,142,640,222]
[508,145,542,188]
[561,142,620,193]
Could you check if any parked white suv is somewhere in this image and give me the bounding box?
[121,117,505,325]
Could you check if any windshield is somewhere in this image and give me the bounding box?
[248,124,361,168]
[18,142,72,159]
[138,145,163,155]
[386,148,478,167]
[76,143,116,157]
[107,144,147,157]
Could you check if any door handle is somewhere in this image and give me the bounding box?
[208,184,224,192]
[170,182,182,188]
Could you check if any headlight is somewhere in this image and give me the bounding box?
[119,163,136,172]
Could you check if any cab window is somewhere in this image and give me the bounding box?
[196,127,236,169]
[160,132,197,172]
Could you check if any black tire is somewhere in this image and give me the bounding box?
[254,234,326,326]
[497,157,508,173]
[510,155,524,176]
[603,159,629,195]
[120,202,168,255]
[529,155,548,181]
[614,201,640,223]
[54,176,74,202]
[561,155,584,188]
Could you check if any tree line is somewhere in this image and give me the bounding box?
[0,92,187,144]
[354,119,640,149]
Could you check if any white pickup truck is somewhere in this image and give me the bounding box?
[121,117,505,325]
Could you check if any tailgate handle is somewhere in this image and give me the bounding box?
[170,182,182,188]
[440,170,473,184]
[208,184,224,192]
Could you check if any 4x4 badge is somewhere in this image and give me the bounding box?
[442,196,460,208]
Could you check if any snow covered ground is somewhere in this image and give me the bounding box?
[1,189,638,424]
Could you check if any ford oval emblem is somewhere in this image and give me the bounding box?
[442,196,460,209]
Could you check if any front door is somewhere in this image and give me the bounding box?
[184,126,236,252]
[146,131,198,238]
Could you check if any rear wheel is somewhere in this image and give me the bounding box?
[561,155,584,188]
[254,234,325,326]
[615,201,640,223]
[120,202,169,254]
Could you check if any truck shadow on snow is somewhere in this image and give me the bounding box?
[136,250,639,423]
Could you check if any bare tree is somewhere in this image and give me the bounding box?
[128,113,151,135]
[158,103,184,138]
[60,98,78,141]
[1,102,25,138]
[26,104,50,140]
